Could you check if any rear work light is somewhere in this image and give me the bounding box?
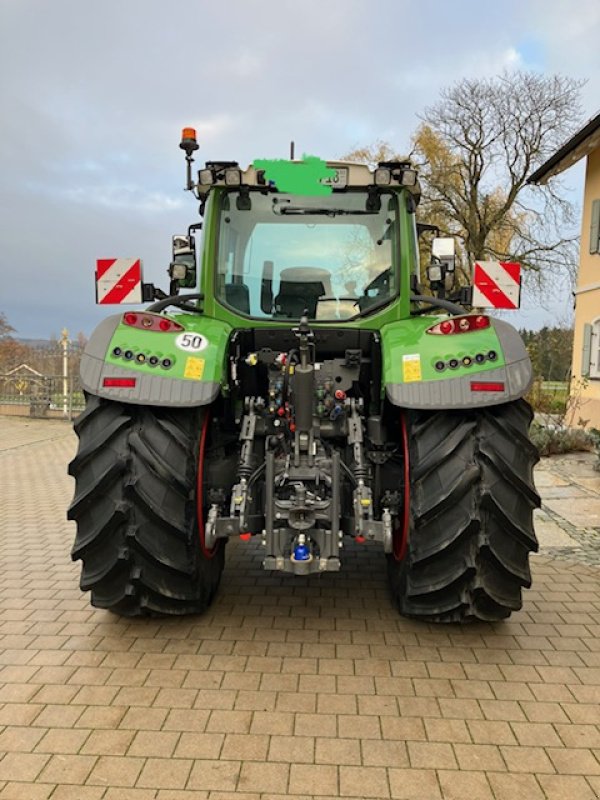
[470,381,505,392]
[426,315,490,335]
[103,378,137,388]
[122,312,184,333]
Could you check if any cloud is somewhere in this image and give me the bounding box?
[59,186,185,214]
[0,0,597,336]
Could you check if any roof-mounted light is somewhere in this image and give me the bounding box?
[198,168,214,185]
[179,127,199,157]
[224,168,242,186]
[399,168,417,186]
[374,168,391,186]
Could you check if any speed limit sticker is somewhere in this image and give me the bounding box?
[175,332,208,352]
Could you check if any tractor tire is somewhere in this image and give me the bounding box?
[387,399,540,622]
[68,394,224,616]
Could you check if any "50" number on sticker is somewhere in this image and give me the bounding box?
[175,333,208,352]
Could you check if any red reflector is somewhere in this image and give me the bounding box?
[103,378,137,388]
[239,532,252,541]
[470,381,505,392]
[355,535,366,544]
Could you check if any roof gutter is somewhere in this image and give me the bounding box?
[527,111,600,185]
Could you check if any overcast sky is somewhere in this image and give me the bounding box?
[1,0,598,339]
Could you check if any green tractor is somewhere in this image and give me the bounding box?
[68,130,540,622]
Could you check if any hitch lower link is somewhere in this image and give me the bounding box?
[203,398,393,572]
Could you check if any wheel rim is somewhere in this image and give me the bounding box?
[196,411,219,559]
[392,412,410,561]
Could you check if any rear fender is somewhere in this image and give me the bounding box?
[382,316,532,409]
[80,313,232,406]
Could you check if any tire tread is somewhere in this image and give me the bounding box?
[68,395,223,616]
[388,399,540,622]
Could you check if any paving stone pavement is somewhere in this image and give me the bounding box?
[534,452,600,566]
[1,415,599,800]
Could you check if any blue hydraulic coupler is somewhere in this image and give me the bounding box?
[293,543,311,561]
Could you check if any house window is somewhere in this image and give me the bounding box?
[591,318,600,379]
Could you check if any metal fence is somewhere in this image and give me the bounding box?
[0,342,85,421]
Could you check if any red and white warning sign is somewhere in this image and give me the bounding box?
[95,259,143,305]
[472,261,521,309]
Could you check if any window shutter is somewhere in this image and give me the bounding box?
[592,322,600,379]
[582,323,593,376]
[591,199,600,255]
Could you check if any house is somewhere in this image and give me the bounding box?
[528,111,600,429]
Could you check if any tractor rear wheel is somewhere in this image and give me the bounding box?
[387,399,540,622]
[68,395,224,616]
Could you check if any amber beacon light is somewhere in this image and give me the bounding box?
[180,127,199,153]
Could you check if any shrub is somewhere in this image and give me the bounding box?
[525,377,568,416]
[530,422,594,457]
[590,428,600,472]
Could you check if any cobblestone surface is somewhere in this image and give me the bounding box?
[535,452,600,566]
[1,416,600,799]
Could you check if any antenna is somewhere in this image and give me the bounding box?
[290,141,295,160]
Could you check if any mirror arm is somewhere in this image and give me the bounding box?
[142,283,169,303]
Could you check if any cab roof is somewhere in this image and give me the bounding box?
[194,158,421,199]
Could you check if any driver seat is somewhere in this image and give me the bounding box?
[273,267,331,318]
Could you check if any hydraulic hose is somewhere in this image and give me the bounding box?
[410,294,465,316]
[147,293,204,313]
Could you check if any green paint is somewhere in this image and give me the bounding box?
[106,315,232,385]
[380,318,505,384]
[253,155,336,196]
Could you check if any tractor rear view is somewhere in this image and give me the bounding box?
[68,130,540,622]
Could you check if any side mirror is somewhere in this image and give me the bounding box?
[427,237,456,296]
[169,234,197,292]
[431,237,455,270]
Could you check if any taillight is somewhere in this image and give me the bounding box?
[122,312,184,333]
[103,378,137,388]
[427,315,490,335]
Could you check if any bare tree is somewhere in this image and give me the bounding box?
[0,313,30,371]
[0,312,14,339]
[342,141,404,170]
[343,72,584,290]
[413,72,584,287]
